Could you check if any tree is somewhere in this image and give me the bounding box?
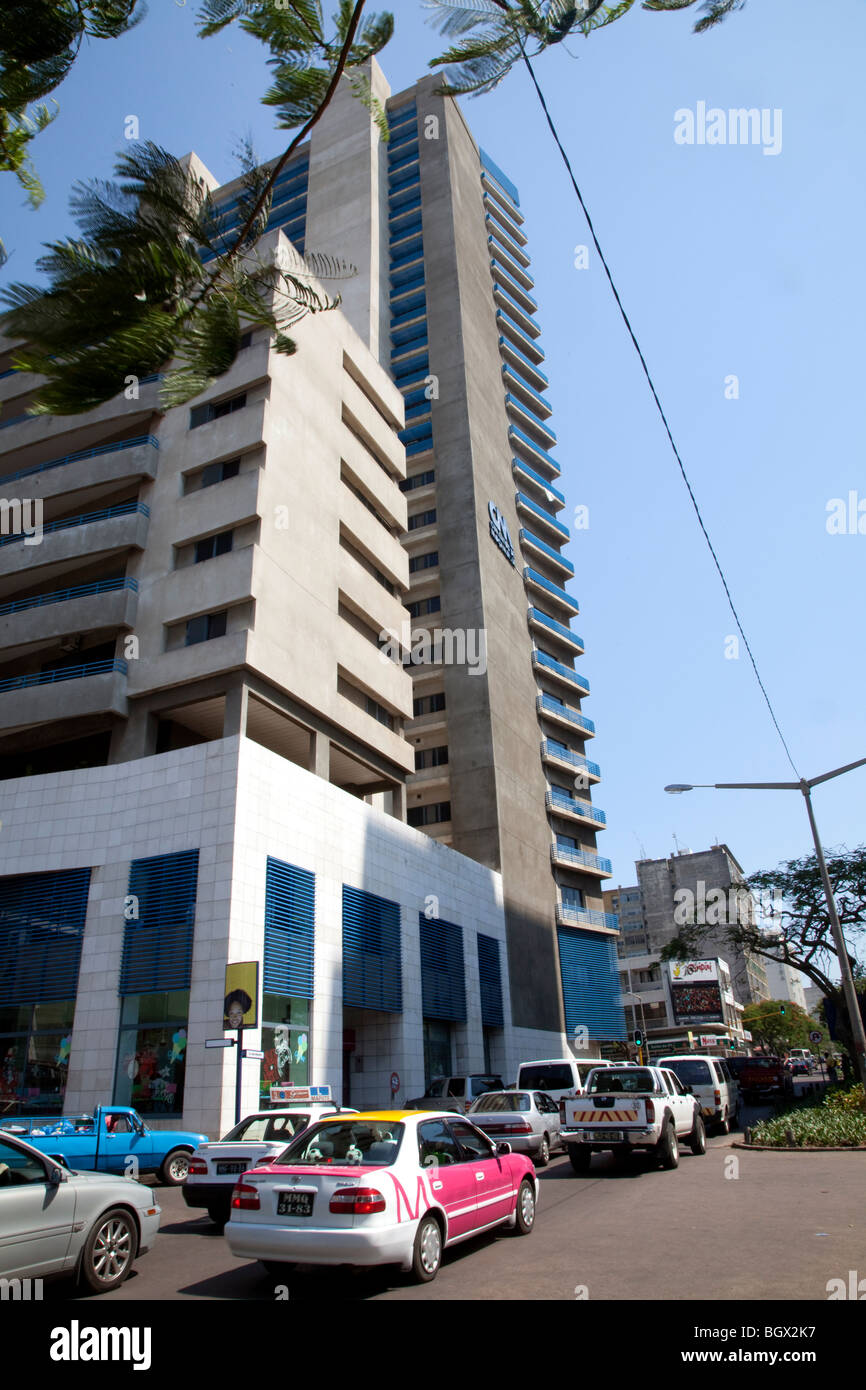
[1,1,394,413]
[662,846,866,1083]
[741,1000,817,1055]
[0,1,146,259]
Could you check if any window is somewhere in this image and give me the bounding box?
[408,509,436,530]
[409,550,438,573]
[408,595,441,619]
[407,801,451,827]
[417,1118,461,1167]
[414,745,448,770]
[199,457,240,490]
[260,996,310,1103]
[0,1136,48,1185]
[450,1120,495,1161]
[413,691,446,717]
[0,999,76,1118]
[399,469,435,493]
[114,990,189,1115]
[185,610,227,645]
[365,695,394,730]
[194,531,233,564]
[189,392,247,429]
[239,330,253,349]
[560,886,583,910]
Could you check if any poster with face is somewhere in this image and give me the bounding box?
[223,961,259,1029]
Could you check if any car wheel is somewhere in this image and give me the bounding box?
[79,1207,138,1293]
[536,1134,550,1167]
[159,1148,192,1185]
[689,1113,707,1156]
[716,1110,731,1136]
[411,1214,443,1283]
[513,1178,536,1234]
[568,1144,592,1173]
[657,1120,679,1170]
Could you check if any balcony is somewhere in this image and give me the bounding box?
[492,284,539,339]
[506,396,556,451]
[546,788,607,827]
[509,425,559,478]
[512,458,565,511]
[516,492,569,542]
[528,608,583,655]
[0,577,138,653]
[519,529,573,577]
[550,844,612,877]
[523,567,578,615]
[487,239,534,292]
[533,648,590,695]
[502,365,552,419]
[483,195,528,247]
[0,658,128,733]
[541,740,600,781]
[490,261,537,315]
[537,692,595,738]
[485,217,531,268]
[479,149,522,209]
[0,501,150,590]
[496,312,544,366]
[498,335,547,389]
[0,434,159,496]
[556,903,619,934]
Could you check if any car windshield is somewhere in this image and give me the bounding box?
[587,1069,656,1093]
[519,1064,573,1090]
[278,1121,405,1166]
[469,1076,503,1097]
[744,1058,780,1069]
[661,1060,713,1086]
[222,1113,309,1143]
[472,1092,531,1113]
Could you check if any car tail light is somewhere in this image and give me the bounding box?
[714,1089,721,1107]
[232,1182,260,1210]
[645,1099,655,1123]
[187,1159,208,1177]
[329,1187,386,1215]
[507,1121,534,1135]
[559,1101,566,1122]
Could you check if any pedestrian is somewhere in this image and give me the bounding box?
[827,1059,838,1084]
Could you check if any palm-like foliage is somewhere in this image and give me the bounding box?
[1,142,352,414]
[425,0,748,95]
[0,1,144,253]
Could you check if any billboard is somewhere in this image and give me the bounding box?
[668,960,723,1025]
[224,961,259,1029]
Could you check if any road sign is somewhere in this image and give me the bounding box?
[809,1030,823,1043]
[390,1072,400,1094]
[205,1038,235,1048]
[243,1049,265,1060]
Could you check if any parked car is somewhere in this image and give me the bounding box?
[184,1102,356,1225]
[736,1056,793,1104]
[224,1109,538,1283]
[406,1075,504,1115]
[786,1058,809,1077]
[560,1065,705,1171]
[515,1058,614,1103]
[467,1090,562,1166]
[0,1105,207,1185]
[0,1128,161,1294]
[656,1055,739,1134]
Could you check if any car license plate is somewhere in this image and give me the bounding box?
[277,1191,314,1217]
[216,1161,247,1174]
[595,1130,623,1142]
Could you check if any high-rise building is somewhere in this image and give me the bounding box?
[0,60,623,1134]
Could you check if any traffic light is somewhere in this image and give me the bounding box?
[779,1004,786,1016]
[633,1029,643,1048]
[729,1039,736,1050]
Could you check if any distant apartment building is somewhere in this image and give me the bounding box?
[762,958,808,1011]
[0,60,623,1135]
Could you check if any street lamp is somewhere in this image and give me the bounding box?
[664,755,866,1091]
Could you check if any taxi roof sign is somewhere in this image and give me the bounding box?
[269,1084,332,1104]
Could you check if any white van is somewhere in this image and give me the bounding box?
[657,1054,739,1134]
[516,1057,614,1103]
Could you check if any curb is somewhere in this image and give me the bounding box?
[732,1141,866,1152]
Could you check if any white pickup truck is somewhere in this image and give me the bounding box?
[560,1065,707,1172]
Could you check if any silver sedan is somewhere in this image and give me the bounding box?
[0,1128,161,1294]
[467,1090,563,1166]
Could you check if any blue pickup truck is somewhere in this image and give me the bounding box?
[0,1105,208,1185]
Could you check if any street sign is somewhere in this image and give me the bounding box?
[390,1071,400,1094]
[205,1038,236,1048]
[809,1030,823,1043]
[243,1049,265,1060]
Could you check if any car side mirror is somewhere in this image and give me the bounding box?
[684,1086,693,1094]
[46,1164,67,1185]
[495,1141,512,1156]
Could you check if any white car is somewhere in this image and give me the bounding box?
[224,1109,539,1283]
[0,1128,161,1294]
[656,1055,739,1134]
[184,1103,356,1224]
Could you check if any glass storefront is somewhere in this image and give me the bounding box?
[0,1000,75,1115]
[260,994,310,1104]
[423,1019,452,1085]
[114,991,189,1115]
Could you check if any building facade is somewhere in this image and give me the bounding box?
[0,61,624,1134]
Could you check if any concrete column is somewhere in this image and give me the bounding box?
[108,705,157,763]
[223,682,249,739]
[388,781,406,821]
[308,730,330,780]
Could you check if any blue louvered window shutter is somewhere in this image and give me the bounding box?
[264,858,315,998]
[476,933,504,1028]
[342,887,402,1013]
[419,914,466,1022]
[0,868,91,1004]
[120,850,199,995]
[557,928,627,1041]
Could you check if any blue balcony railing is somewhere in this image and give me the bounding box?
[0,499,149,549]
[523,567,577,611]
[557,904,619,931]
[533,649,590,694]
[516,492,569,540]
[1,434,159,487]
[479,148,521,208]
[0,658,128,695]
[507,397,556,447]
[496,312,544,365]
[485,216,530,266]
[519,529,573,575]
[543,741,600,779]
[509,425,559,476]
[547,789,606,826]
[512,461,565,508]
[498,335,548,386]
[552,844,612,875]
[502,365,552,417]
[537,693,595,736]
[492,283,539,332]
[490,260,537,311]
[0,576,137,618]
[529,608,583,650]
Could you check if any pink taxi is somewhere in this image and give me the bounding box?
[224,1109,538,1282]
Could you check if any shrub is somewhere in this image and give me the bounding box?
[750,1106,866,1147]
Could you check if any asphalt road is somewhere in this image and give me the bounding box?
[56,1090,862,1304]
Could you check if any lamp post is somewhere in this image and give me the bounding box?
[664,755,866,1091]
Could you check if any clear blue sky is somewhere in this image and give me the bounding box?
[3,0,864,895]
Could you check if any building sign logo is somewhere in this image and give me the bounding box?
[488,501,515,565]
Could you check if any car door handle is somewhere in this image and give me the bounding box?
[431,1180,443,1191]
[475,1172,485,1181]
